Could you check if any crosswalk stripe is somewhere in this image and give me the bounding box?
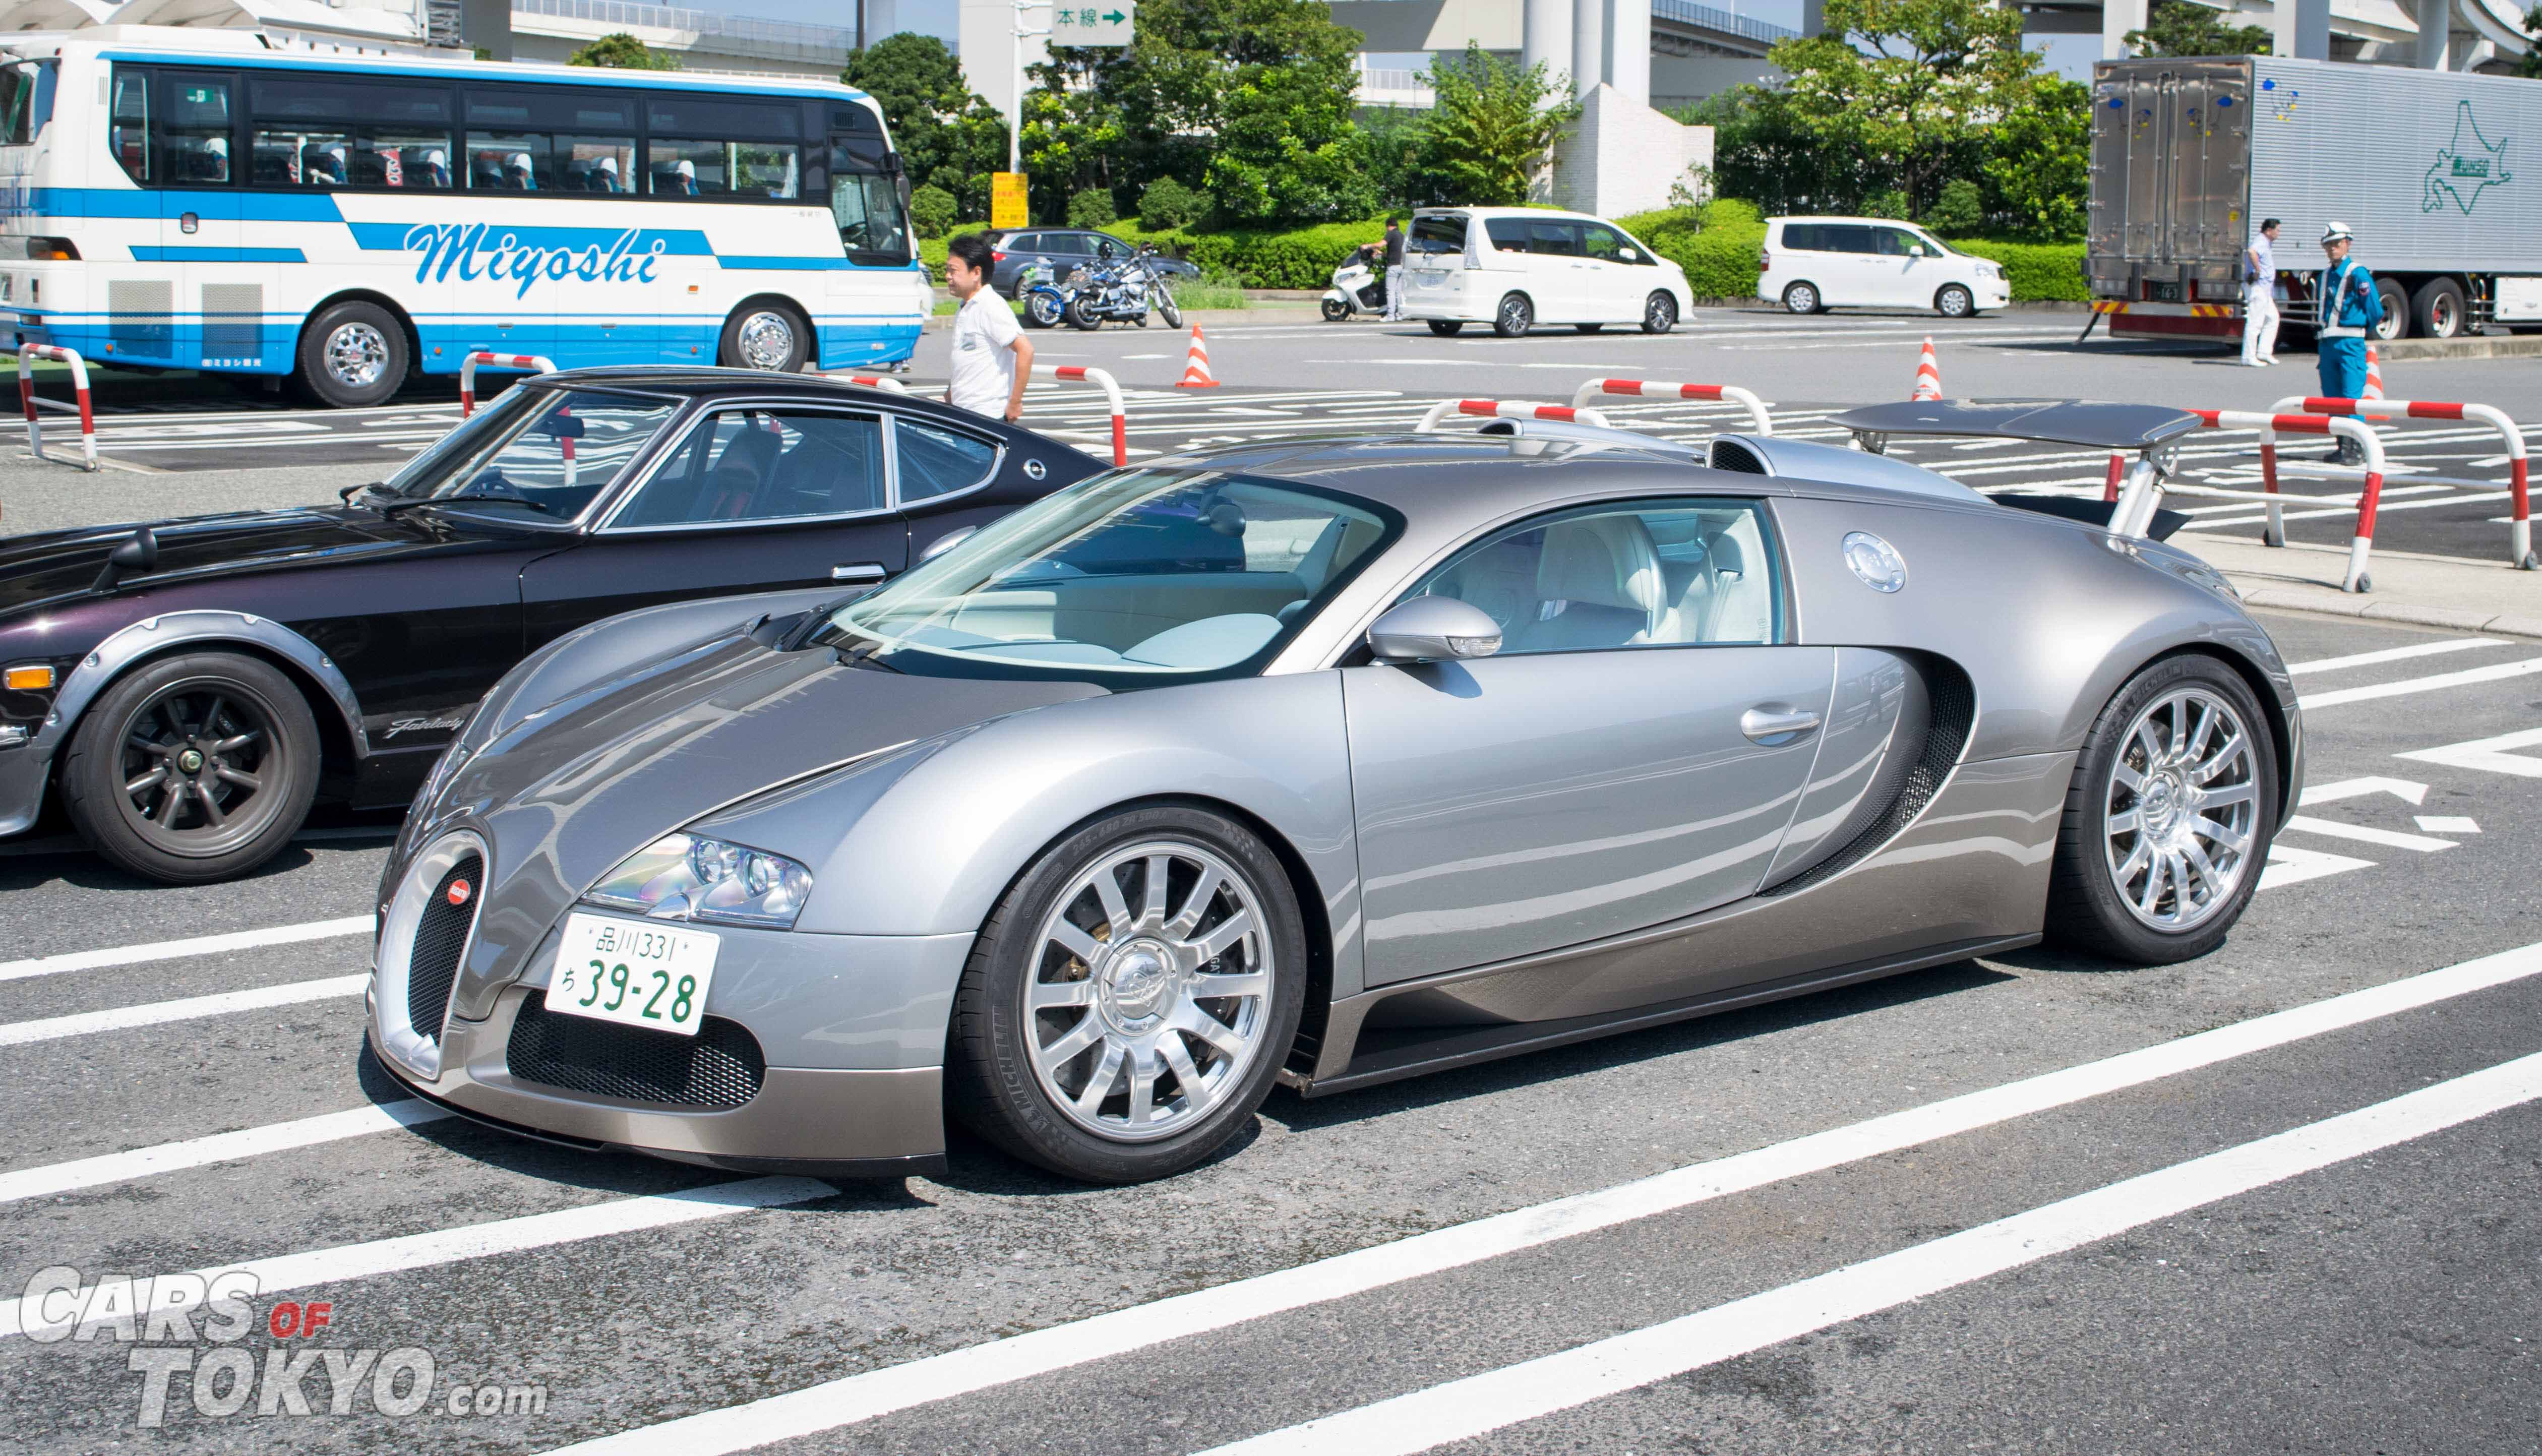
[0,975,366,1048]
[0,917,373,984]
[0,1101,451,1206]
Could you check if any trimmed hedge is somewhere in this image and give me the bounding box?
[1941,237,2088,302]
[1617,199,1767,302]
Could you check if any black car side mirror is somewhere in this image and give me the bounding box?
[93,525,158,594]
[538,414,588,440]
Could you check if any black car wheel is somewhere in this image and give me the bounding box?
[1936,284,1975,319]
[1643,292,1678,334]
[947,804,1306,1183]
[59,651,321,884]
[720,301,812,372]
[1493,293,1533,338]
[2044,654,2277,964]
[294,300,408,408]
[1427,320,1463,337]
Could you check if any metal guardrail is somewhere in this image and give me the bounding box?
[510,0,860,61]
[1652,0,1799,45]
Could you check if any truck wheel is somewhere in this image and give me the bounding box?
[2372,278,2410,341]
[2411,278,2465,340]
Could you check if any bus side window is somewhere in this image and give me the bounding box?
[109,70,148,185]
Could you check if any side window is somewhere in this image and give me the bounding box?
[250,75,451,189]
[894,417,998,503]
[164,77,233,186]
[1823,224,1877,254]
[1782,223,1819,251]
[463,89,632,194]
[1874,227,1923,256]
[1044,233,1091,256]
[469,132,552,191]
[1582,223,1650,264]
[1526,220,1582,256]
[617,408,885,528]
[1407,501,1781,654]
[108,70,150,185]
[1484,217,1530,252]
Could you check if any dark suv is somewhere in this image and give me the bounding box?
[983,229,1203,297]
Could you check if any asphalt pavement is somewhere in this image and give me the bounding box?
[2,611,2539,1452]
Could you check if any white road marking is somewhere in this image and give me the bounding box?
[0,916,373,984]
[1193,1050,2542,1456]
[2257,842,2377,890]
[2279,815,2457,853]
[0,1177,834,1341]
[536,940,2542,1456]
[0,975,366,1048]
[2299,776,2429,807]
[2288,638,2504,675]
[0,1101,451,1206]
[2398,725,2542,779]
[2416,816,2481,834]
[2301,656,2542,709]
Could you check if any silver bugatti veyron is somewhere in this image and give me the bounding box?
[369,401,2300,1184]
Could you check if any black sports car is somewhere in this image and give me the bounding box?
[0,368,1103,884]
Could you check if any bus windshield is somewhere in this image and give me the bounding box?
[830,131,912,265]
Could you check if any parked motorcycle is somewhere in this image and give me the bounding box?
[1065,241,1185,330]
[1322,247,1388,321]
[1018,259,1070,330]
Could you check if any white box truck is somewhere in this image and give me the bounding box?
[2087,55,2542,342]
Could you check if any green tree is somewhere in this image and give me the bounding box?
[1767,0,2046,218]
[1136,175,1205,228]
[2127,0,2272,56]
[907,184,956,238]
[568,32,677,69]
[842,33,1008,221]
[1417,43,1579,206]
[1979,75,2089,237]
[1673,86,1877,216]
[2522,6,2542,77]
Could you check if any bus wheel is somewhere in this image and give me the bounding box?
[722,303,811,372]
[295,301,409,408]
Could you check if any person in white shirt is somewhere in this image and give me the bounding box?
[944,232,1032,423]
[2241,217,2280,367]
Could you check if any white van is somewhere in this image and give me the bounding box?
[1397,207,1696,337]
[1759,217,2011,318]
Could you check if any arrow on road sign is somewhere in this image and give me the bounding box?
[1103,9,1125,20]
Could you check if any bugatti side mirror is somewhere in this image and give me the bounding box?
[1367,596,1502,664]
[918,524,978,564]
[92,525,159,594]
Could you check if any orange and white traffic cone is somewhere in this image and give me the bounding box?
[1910,337,1943,401]
[2362,344,2385,401]
[1176,323,1221,389]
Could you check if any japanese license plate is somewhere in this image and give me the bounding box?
[549,914,719,1037]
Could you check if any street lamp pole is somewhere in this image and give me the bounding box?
[1010,0,1048,175]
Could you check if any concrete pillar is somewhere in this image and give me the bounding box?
[1572,0,1607,99]
[1801,0,1824,36]
[1524,0,1576,92]
[2414,0,2452,66]
[2274,0,2331,59]
[1609,0,1650,103]
[2101,0,2149,59]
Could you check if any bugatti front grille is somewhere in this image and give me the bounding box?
[405,855,481,1045]
[506,993,765,1110]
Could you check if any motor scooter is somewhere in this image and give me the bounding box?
[1321,248,1388,321]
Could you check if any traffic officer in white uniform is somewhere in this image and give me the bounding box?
[2240,217,2279,366]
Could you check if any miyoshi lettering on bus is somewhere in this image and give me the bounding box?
[403,224,669,296]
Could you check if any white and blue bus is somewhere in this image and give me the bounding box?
[0,27,924,405]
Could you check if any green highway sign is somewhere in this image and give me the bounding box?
[1052,0,1134,46]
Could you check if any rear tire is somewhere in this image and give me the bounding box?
[293,300,408,408]
[2410,277,2465,340]
[1782,281,1821,315]
[2043,655,2278,965]
[1492,292,1533,338]
[1066,294,1103,331]
[1427,320,1464,337]
[719,301,811,372]
[59,651,321,884]
[946,805,1306,1184]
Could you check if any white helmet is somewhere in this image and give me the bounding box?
[597,155,619,174]
[204,136,227,157]
[2320,220,2353,244]
[675,158,696,178]
[507,152,533,172]
[423,149,446,167]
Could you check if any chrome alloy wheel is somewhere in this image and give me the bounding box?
[323,322,390,390]
[1024,839,1273,1142]
[2103,687,2260,931]
[735,310,798,370]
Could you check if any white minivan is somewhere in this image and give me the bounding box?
[1396,207,1696,337]
[1759,217,2011,318]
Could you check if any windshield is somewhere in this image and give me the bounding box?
[819,470,1399,687]
[830,134,913,265]
[381,387,681,519]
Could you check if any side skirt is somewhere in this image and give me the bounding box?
[1283,933,2039,1099]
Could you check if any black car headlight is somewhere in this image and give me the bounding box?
[582,832,816,929]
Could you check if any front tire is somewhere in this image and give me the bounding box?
[946,805,1306,1184]
[1642,291,1678,334]
[294,300,408,408]
[1154,286,1183,329]
[58,651,321,884]
[1321,297,1351,322]
[719,301,811,372]
[1024,292,1064,329]
[1427,319,1464,337]
[2044,655,2278,964]
[1782,281,1821,315]
[1493,292,1534,338]
[1936,284,1974,319]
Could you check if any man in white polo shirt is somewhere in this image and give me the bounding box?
[944,232,1032,422]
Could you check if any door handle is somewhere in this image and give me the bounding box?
[830,562,887,583]
[1740,707,1822,743]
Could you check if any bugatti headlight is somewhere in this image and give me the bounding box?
[582,832,816,929]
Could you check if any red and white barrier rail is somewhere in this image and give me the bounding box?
[16,344,95,471]
[2155,410,2388,592]
[1032,363,1127,466]
[1415,399,1614,432]
[836,374,909,393]
[2265,394,2533,571]
[457,351,559,417]
[1567,379,1772,436]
